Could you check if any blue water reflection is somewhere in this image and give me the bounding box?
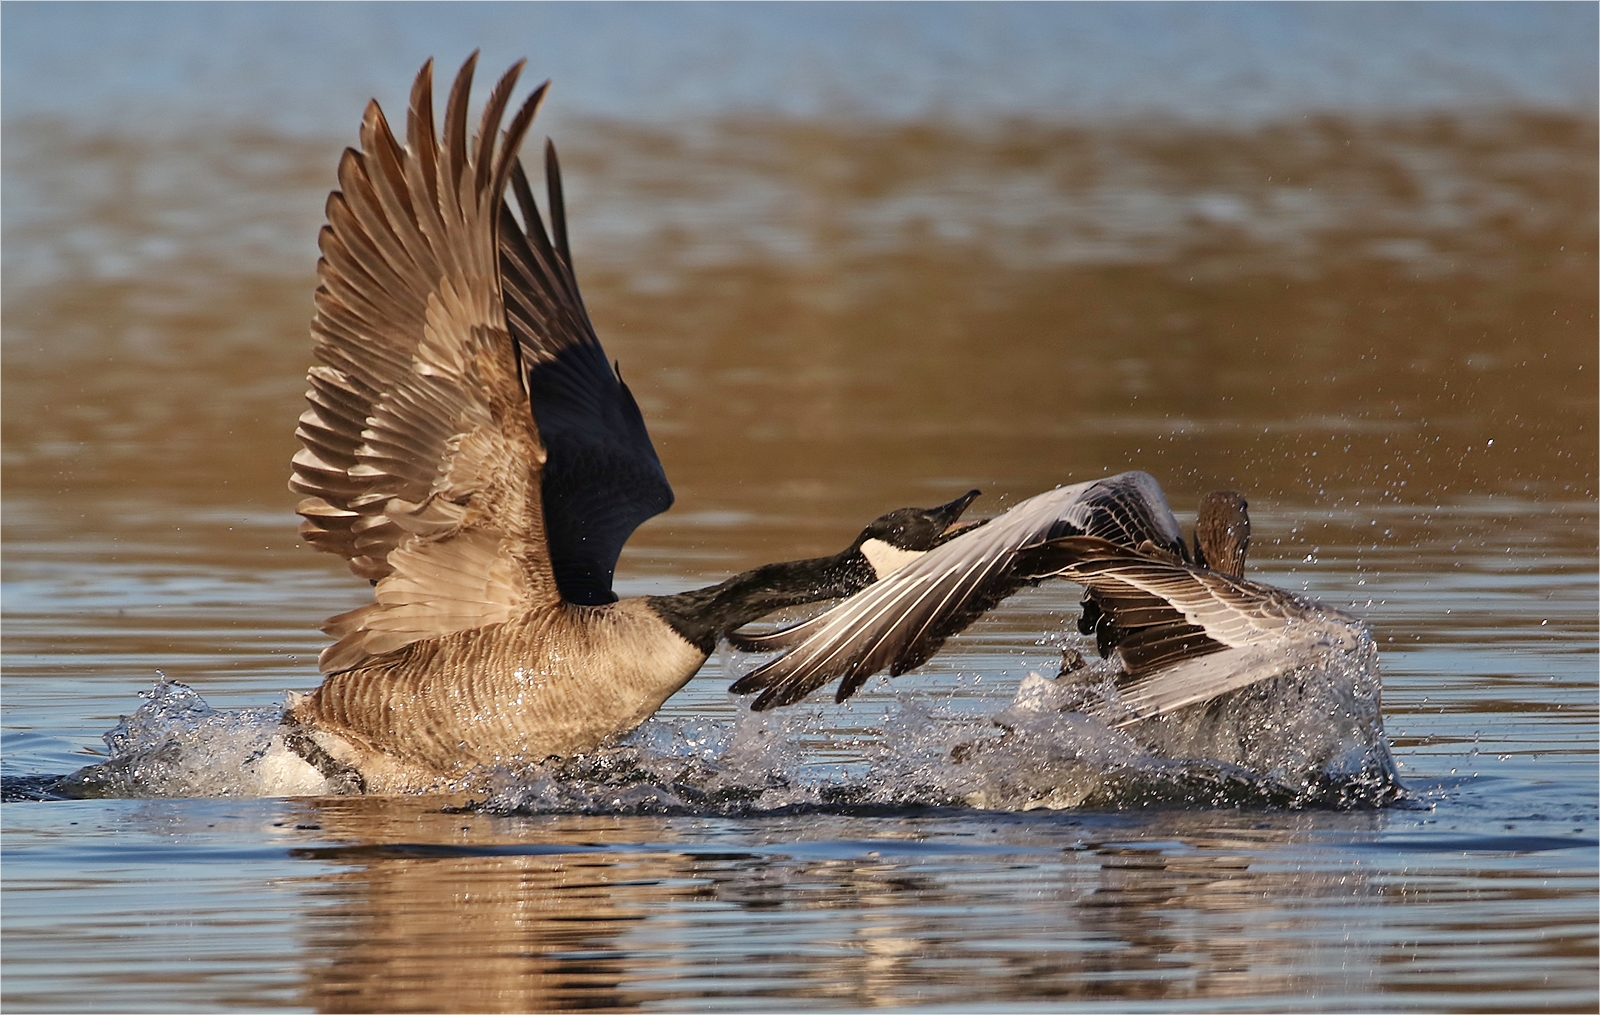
[4,3,1595,133]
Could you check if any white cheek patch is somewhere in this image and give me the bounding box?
[860,538,925,580]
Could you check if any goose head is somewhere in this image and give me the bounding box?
[1193,490,1250,578]
[852,488,982,580]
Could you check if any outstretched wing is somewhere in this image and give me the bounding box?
[1014,535,1365,723]
[500,147,673,605]
[289,56,555,674]
[728,471,1186,710]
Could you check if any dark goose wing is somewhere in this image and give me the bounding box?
[289,57,560,674]
[501,145,672,605]
[729,471,1186,710]
[1015,535,1368,723]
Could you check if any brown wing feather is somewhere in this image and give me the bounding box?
[1016,535,1370,721]
[288,56,557,674]
[500,154,592,366]
[1016,536,1329,677]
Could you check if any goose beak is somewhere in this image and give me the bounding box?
[930,488,982,533]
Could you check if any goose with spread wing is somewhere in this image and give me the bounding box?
[728,470,1194,710]
[280,56,982,791]
[733,474,1376,737]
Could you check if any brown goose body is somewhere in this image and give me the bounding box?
[282,57,982,792]
[728,476,1369,727]
[290,600,703,790]
[759,483,1390,792]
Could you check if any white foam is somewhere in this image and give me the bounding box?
[55,678,332,798]
[58,645,1401,810]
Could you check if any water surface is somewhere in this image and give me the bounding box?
[4,6,1596,1012]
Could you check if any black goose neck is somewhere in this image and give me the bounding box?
[646,550,875,655]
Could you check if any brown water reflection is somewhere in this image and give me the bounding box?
[3,107,1595,1013]
[290,801,679,1013]
[5,111,1593,567]
[280,797,1408,1012]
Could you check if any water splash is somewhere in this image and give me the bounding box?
[484,646,1402,815]
[51,676,331,798]
[50,648,1401,809]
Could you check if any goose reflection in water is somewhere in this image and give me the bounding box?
[280,799,1389,1011]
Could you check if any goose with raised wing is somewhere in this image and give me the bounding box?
[279,56,985,791]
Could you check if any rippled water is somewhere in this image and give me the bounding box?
[4,6,1597,1012]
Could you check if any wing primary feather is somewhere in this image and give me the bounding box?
[474,59,525,196]
[815,570,947,693]
[743,567,951,709]
[330,157,421,295]
[508,159,545,253]
[358,110,436,286]
[507,155,581,313]
[323,196,415,314]
[404,59,441,226]
[404,71,457,275]
[441,52,478,221]
[545,139,573,271]
[490,81,546,209]
[888,542,1014,675]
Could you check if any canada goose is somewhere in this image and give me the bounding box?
[729,470,1195,710]
[730,474,1390,794]
[278,55,988,791]
[733,472,1380,741]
